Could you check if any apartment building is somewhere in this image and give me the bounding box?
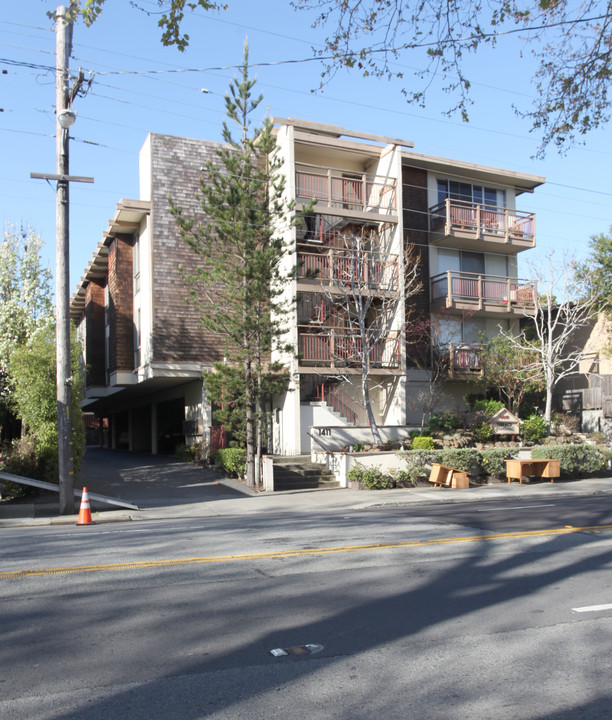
[71,119,544,456]
[270,119,544,452]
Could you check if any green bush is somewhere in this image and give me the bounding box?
[176,442,205,465]
[437,448,483,476]
[522,414,548,442]
[215,447,247,478]
[480,448,516,478]
[470,399,506,416]
[531,444,605,476]
[427,411,463,433]
[598,445,612,469]
[347,463,394,489]
[397,450,438,485]
[411,435,435,450]
[474,422,494,443]
[0,439,45,498]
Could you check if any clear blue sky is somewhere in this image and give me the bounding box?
[1,0,610,293]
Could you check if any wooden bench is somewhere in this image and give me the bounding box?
[429,463,470,489]
[505,458,561,485]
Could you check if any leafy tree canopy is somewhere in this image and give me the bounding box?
[0,224,54,403]
[65,0,612,155]
[9,324,85,482]
[577,225,612,313]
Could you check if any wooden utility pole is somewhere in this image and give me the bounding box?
[55,4,74,515]
[30,5,92,515]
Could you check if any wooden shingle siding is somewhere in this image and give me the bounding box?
[84,280,105,386]
[149,134,226,364]
[107,235,134,372]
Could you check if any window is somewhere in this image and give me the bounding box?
[437,179,506,208]
[436,249,508,277]
[435,317,509,346]
[133,237,140,294]
[134,307,141,369]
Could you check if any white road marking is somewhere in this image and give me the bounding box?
[477,504,556,512]
[572,603,612,613]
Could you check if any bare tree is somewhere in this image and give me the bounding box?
[308,226,421,444]
[500,253,600,426]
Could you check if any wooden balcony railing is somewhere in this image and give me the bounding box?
[299,328,401,368]
[298,248,399,292]
[296,169,396,215]
[444,343,484,378]
[430,198,535,246]
[431,271,536,311]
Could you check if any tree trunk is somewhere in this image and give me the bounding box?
[362,365,382,445]
[244,359,256,489]
[544,384,553,432]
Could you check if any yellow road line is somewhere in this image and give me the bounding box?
[2,523,611,580]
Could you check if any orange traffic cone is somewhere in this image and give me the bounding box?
[76,487,95,525]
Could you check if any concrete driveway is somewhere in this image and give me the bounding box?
[78,447,253,509]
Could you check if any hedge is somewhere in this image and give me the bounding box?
[394,445,609,486]
[215,448,247,478]
[531,445,606,476]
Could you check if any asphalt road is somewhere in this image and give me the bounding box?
[374,494,612,532]
[2,496,612,719]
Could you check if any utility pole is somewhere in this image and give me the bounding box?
[55,4,74,515]
[31,5,93,515]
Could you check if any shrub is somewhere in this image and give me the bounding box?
[470,399,506,416]
[427,411,463,433]
[522,414,548,442]
[176,442,205,464]
[0,439,45,498]
[411,435,434,450]
[481,448,516,478]
[215,447,247,478]
[437,448,483,476]
[474,422,494,443]
[347,463,394,489]
[398,450,438,485]
[531,444,605,476]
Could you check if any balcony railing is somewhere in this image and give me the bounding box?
[431,271,536,311]
[296,169,396,215]
[299,327,401,368]
[309,381,368,426]
[443,343,484,379]
[298,249,399,292]
[430,198,535,246]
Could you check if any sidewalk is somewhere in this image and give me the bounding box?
[2,447,612,528]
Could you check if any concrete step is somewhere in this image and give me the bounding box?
[272,456,339,491]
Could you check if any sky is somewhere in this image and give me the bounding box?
[1,0,610,297]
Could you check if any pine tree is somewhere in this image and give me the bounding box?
[172,43,294,488]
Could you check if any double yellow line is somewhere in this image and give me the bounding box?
[2,523,611,580]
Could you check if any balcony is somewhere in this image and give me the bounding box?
[442,344,484,380]
[295,167,397,219]
[298,327,401,370]
[431,271,536,315]
[297,248,399,293]
[430,199,535,252]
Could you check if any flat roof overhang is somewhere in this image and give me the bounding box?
[402,151,545,196]
[70,199,150,320]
